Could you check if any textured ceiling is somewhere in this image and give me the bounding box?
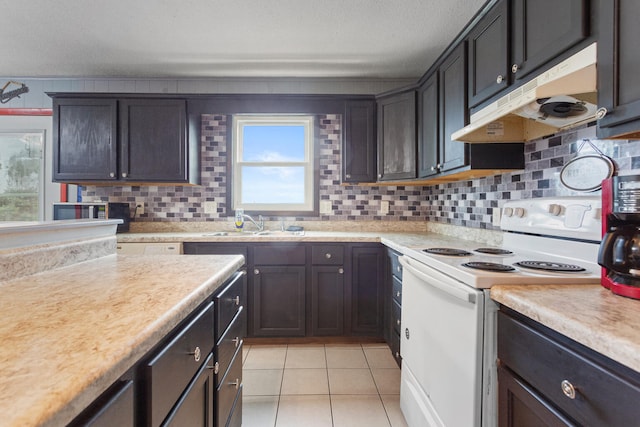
[1,0,486,79]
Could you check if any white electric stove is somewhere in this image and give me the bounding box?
[399,197,602,427]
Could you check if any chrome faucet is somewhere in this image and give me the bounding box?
[242,214,264,232]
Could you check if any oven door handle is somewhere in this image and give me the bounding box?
[399,256,477,304]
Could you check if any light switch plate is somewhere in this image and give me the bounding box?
[136,203,145,216]
[204,201,217,214]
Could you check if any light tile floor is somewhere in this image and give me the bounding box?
[242,343,408,427]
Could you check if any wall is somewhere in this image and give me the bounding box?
[83,115,640,231]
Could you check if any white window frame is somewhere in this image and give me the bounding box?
[232,115,315,213]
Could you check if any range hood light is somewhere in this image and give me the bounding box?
[452,43,597,143]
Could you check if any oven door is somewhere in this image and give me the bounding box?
[399,255,484,427]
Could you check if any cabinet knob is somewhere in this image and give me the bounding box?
[233,296,240,306]
[496,75,504,84]
[207,361,220,374]
[345,174,351,179]
[395,351,400,358]
[397,265,401,273]
[232,337,240,347]
[430,166,436,171]
[338,268,344,274]
[121,172,127,178]
[109,172,115,178]
[378,173,382,178]
[396,291,401,298]
[511,63,520,74]
[396,319,401,326]
[189,346,201,363]
[325,253,332,259]
[229,378,240,390]
[254,269,260,275]
[561,380,576,399]
[596,107,608,120]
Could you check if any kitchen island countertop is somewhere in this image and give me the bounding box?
[491,284,640,373]
[0,253,244,427]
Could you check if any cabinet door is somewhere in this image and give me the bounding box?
[597,0,640,137]
[69,380,135,427]
[439,42,468,172]
[498,366,576,427]
[52,98,118,182]
[511,0,588,81]
[468,0,509,107]
[377,91,417,181]
[119,99,188,182]
[311,266,344,336]
[251,266,306,336]
[343,100,376,183]
[349,245,384,336]
[163,353,214,427]
[417,73,439,178]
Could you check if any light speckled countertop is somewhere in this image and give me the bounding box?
[491,284,640,373]
[0,253,244,427]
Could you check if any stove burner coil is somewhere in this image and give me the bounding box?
[462,262,516,272]
[423,248,472,257]
[474,248,514,255]
[514,261,586,272]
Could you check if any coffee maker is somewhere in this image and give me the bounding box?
[598,175,640,299]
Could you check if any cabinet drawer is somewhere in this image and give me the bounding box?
[226,384,243,427]
[216,308,245,387]
[215,271,246,339]
[145,302,215,427]
[392,299,402,335]
[253,244,306,265]
[389,250,403,280]
[311,245,345,265]
[392,276,402,305]
[216,344,243,427]
[498,311,640,427]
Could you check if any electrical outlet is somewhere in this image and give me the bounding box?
[380,200,390,215]
[136,203,144,216]
[320,200,332,215]
[492,208,501,226]
[204,201,217,214]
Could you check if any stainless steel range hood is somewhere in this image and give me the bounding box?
[452,43,597,143]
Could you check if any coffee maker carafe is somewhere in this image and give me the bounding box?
[598,175,640,299]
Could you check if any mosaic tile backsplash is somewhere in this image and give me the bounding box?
[84,116,640,231]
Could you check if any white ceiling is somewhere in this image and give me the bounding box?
[2,0,486,80]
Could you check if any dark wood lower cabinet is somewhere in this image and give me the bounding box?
[251,266,306,337]
[311,266,345,336]
[163,354,214,427]
[350,245,385,336]
[69,380,135,427]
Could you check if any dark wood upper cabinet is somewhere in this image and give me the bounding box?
[417,73,439,178]
[119,99,189,182]
[50,95,198,184]
[53,98,118,182]
[596,0,640,138]
[439,42,469,173]
[511,0,588,81]
[377,90,417,181]
[468,0,510,108]
[343,100,377,183]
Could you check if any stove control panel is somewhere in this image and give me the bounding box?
[501,197,601,241]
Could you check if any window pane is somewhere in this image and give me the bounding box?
[241,166,305,204]
[242,125,306,162]
[0,132,43,221]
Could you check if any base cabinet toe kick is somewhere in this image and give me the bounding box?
[68,269,247,427]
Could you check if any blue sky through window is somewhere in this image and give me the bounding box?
[242,125,306,162]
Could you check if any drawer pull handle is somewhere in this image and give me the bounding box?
[189,346,202,363]
[232,337,240,347]
[561,380,576,399]
[233,296,240,306]
[207,362,220,375]
[229,378,240,390]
